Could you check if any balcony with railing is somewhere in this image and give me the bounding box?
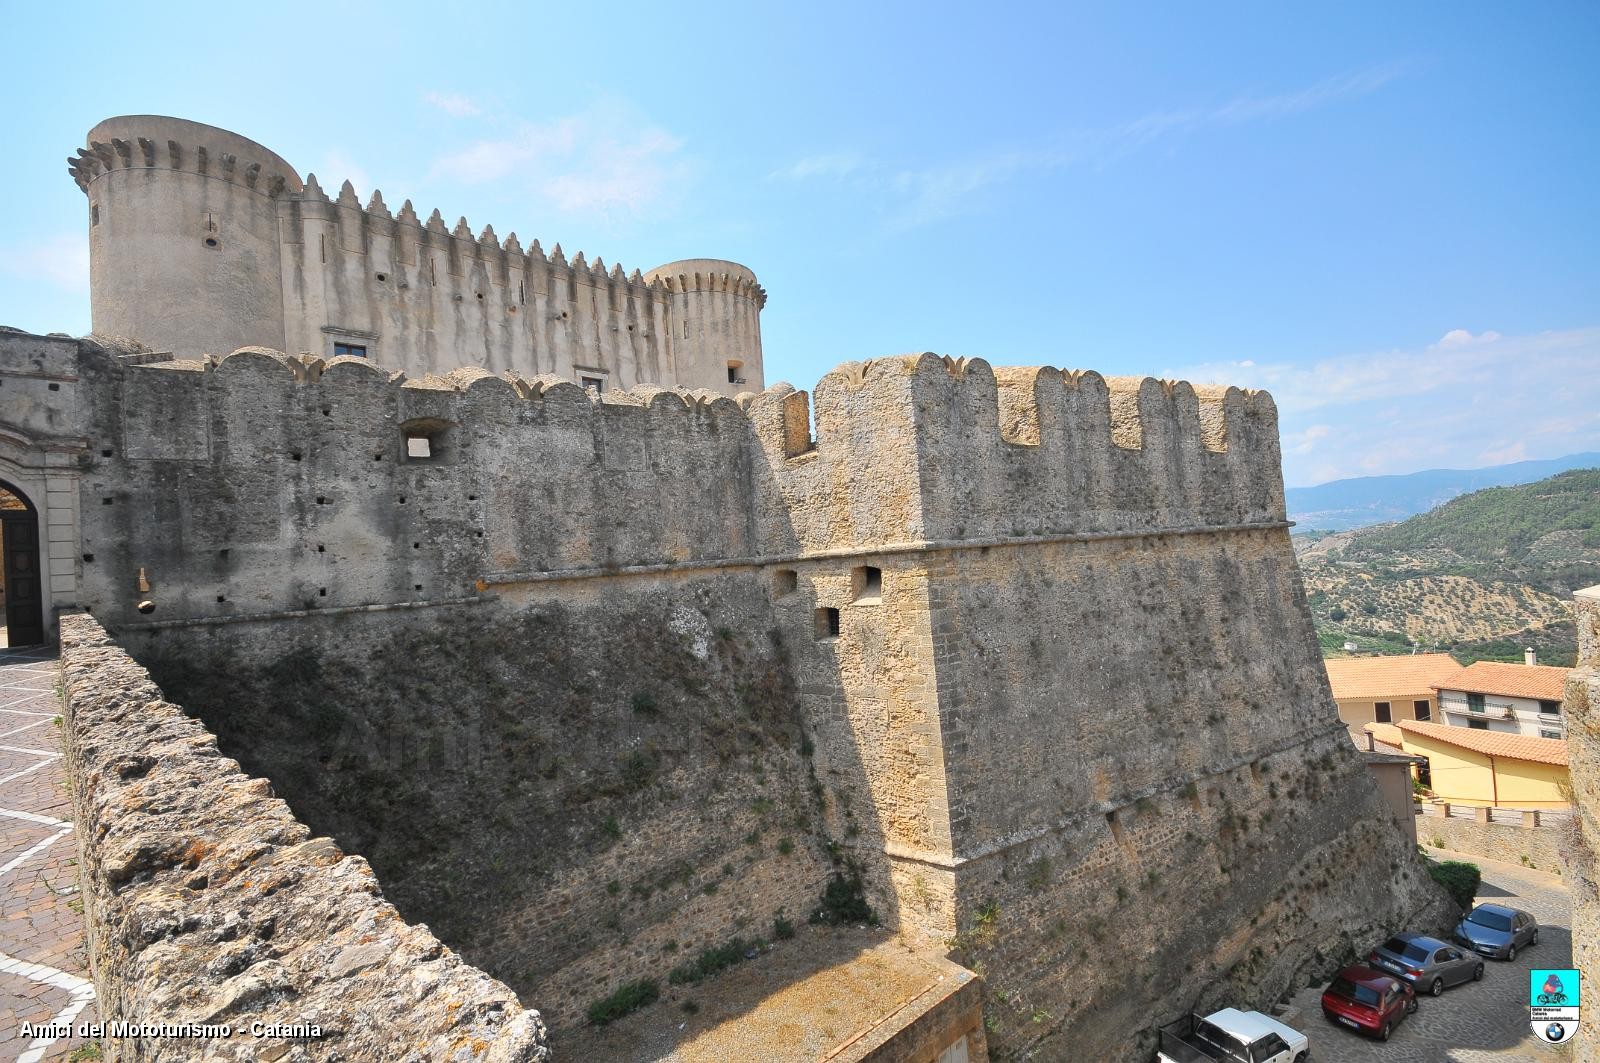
[1438,694,1516,721]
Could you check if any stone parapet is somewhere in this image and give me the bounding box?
[57,613,550,1062]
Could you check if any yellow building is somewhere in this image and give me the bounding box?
[1324,654,1462,740]
[1389,719,1570,809]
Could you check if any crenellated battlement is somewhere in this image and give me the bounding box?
[286,176,682,308]
[72,115,765,393]
[69,115,303,196]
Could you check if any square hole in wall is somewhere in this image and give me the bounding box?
[814,607,840,641]
[773,569,798,597]
[852,565,882,603]
[402,418,449,462]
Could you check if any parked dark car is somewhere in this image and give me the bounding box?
[1320,965,1416,1041]
[1368,932,1484,995]
[1454,903,1539,960]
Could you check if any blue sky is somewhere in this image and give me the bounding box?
[2,1,1596,486]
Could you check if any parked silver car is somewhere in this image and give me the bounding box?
[1368,932,1484,995]
[1454,903,1539,960]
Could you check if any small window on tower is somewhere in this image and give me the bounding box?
[580,375,605,394]
[333,343,367,358]
[91,203,100,226]
[727,360,746,385]
[852,565,882,603]
[814,607,841,641]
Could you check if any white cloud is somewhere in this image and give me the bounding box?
[1162,325,1600,486]
[1437,327,1503,348]
[0,233,88,294]
[424,91,482,118]
[768,154,863,181]
[429,105,685,220]
[1287,424,1332,455]
[1477,440,1528,465]
[773,63,1404,228]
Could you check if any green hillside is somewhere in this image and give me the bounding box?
[1296,468,1600,665]
[1344,468,1600,583]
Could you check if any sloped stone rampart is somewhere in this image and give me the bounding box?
[58,613,551,1062]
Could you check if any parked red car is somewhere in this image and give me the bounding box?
[1320,965,1417,1040]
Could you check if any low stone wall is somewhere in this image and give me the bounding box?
[1419,811,1567,873]
[58,613,551,1062]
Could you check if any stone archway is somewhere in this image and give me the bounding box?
[0,480,45,647]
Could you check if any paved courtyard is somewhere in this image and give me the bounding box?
[1289,847,1574,1062]
[0,645,96,1062]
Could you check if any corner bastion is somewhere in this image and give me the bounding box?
[3,330,1457,1061]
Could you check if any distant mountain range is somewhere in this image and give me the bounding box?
[1287,452,1600,531]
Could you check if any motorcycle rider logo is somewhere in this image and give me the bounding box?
[1529,968,1581,1042]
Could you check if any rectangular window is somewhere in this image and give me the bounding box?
[773,569,798,597]
[1374,701,1392,723]
[1414,699,1431,722]
[1539,700,1561,715]
[1467,719,1489,730]
[1541,729,1562,740]
[333,343,367,358]
[814,607,840,640]
[1467,692,1485,713]
[852,565,882,603]
[580,375,605,394]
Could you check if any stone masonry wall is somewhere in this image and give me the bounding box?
[128,580,840,1035]
[10,334,1421,1056]
[58,612,551,1062]
[919,532,1454,1060]
[1422,813,1569,872]
[1563,586,1599,1060]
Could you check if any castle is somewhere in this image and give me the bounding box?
[0,117,1472,1062]
[69,116,765,395]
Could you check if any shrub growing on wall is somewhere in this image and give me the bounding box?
[1429,860,1481,910]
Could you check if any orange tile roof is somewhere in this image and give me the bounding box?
[1324,654,1462,701]
[1395,719,1568,766]
[1364,722,1406,748]
[1433,660,1570,702]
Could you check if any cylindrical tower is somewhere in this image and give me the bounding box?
[69,116,302,359]
[643,258,766,394]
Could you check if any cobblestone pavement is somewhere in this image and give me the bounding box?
[0,645,96,1062]
[1289,848,1575,1062]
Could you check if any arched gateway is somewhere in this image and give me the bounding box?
[0,481,44,647]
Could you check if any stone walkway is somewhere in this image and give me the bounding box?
[1290,847,1575,1062]
[0,645,96,1062]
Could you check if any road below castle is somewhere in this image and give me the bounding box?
[1288,848,1573,1062]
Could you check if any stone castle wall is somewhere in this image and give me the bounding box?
[57,612,552,1062]
[5,333,1455,1057]
[1564,586,1600,1060]
[70,116,764,395]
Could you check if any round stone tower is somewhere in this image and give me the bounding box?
[69,116,302,359]
[643,258,766,394]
